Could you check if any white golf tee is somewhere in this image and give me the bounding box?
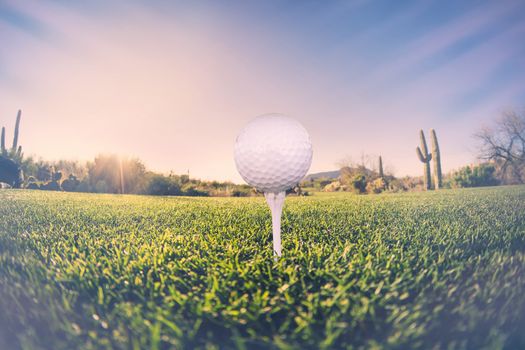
[264,191,286,257]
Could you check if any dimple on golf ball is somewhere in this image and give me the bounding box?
[234,114,313,193]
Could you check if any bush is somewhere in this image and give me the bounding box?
[350,175,367,194]
[450,164,498,188]
[61,175,80,192]
[323,180,346,192]
[182,185,209,197]
[144,174,181,196]
[26,182,39,190]
[40,181,61,191]
[387,178,407,193]
[231,188,251,197]
[366,178,387,194]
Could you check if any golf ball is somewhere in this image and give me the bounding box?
[234,114,313,193]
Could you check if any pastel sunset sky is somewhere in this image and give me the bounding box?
[1,0,524,182]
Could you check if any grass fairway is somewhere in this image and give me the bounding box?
[1,187,525,349]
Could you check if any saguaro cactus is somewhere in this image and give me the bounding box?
[416,130,432,190]
[12,110,21,151]
[1,127,5,155]
[430,129,442,190]
[378,155,384,178]
[1,110,23,161]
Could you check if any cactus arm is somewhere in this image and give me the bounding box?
[416,147,425,162]
[12,110,21,151]
[417,148,431,162]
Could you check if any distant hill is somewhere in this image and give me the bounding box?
[304,166,379,183]
[304,170,340,182]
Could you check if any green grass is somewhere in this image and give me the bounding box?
[1,187,525,349]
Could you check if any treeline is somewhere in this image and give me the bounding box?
[305,161,504,194]
[19,154,255,197]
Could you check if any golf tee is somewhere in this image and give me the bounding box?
[264,191,286,257]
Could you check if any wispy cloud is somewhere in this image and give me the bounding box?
[363,1,521,86]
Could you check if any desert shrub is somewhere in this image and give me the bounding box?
[350,175,367,194]
[76,180,91,193]
[144,174,181,196]
[387,178,407,192]
[323,180,345,192]
[61,175,80,192]
[319,179,335,188]
[182,186,209,197]
[40,181,61,191]
[366,178,387,194]
[231,188,251,197]
[26,182,39,190]
[450,164,498,188]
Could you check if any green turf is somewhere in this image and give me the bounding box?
[1,187,525,349]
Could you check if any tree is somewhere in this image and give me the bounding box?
[88,154,146,194]
[53,159,88,179]
[475,110,525,184]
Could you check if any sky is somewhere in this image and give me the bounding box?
[1,0,524,182]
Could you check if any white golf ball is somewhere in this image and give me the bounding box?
[234,114,313,193]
